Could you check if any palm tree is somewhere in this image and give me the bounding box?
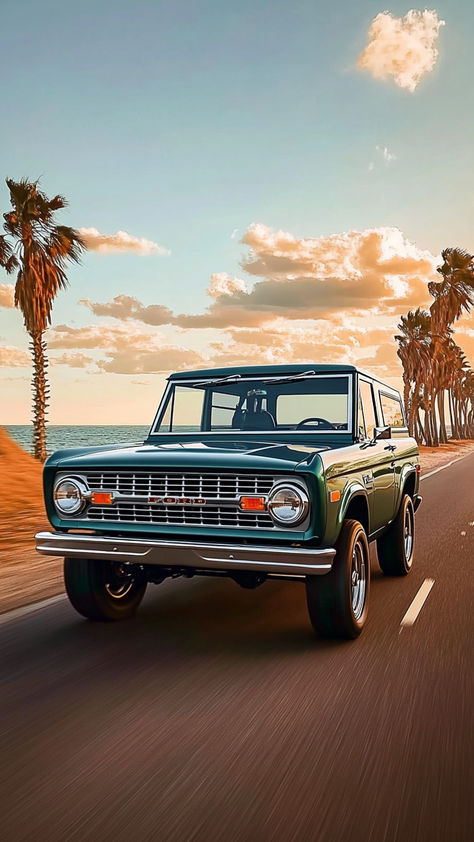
[429,248,474,334]
[395,309,432,440]
[428,249,474,443]
[0,178,84,461]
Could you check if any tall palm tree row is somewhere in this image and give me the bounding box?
[0,178,85,461]
[396,248,474,446]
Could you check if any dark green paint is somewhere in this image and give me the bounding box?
[42,365,420,549]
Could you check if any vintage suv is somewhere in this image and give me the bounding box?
[36,364,422,639]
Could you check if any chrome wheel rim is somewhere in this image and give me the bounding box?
[104,563,135,599]
[351,537,367,621]
[404,505,414,566]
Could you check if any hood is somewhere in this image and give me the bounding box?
[47,438,329,474]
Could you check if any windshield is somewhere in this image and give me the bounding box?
[152,375,351,434]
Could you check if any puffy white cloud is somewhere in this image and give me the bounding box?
[0,345,29,366]
[76,224,437,332]
[357,10,445,92]
[207,273,248,299]
[0,284,14,308]
[78,227,170,256]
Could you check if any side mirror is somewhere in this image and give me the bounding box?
[374,426,391,441]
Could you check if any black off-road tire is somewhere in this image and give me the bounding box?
[376,493,415,576]
[306,519,370,639]
[64,558,147,621]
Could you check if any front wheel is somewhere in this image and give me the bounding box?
[306,519,370,639]
[64,558,147,621]
[376,494,414,576]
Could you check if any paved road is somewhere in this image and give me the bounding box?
[1,455,473,842]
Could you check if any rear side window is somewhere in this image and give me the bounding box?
[359,381,378,438]
[379,392,404,427]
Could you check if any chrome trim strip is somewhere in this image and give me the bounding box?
[35,532,335,576]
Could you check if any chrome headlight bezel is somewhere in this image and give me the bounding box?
[53,477,87,517]
[267,483,309,527]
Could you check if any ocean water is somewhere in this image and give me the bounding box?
[5,425,150,456]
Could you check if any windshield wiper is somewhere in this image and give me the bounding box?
[189,374,242,388]
[189,370,317,388]
[260,370,316,385]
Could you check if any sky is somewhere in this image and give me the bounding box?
[1,0,473,424]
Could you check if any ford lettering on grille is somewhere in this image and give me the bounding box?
[149,496,206,505]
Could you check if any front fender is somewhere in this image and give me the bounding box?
[324,479,369,547]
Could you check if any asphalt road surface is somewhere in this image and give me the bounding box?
[1,455,473,842]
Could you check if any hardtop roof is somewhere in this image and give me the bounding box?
[168,364,400,394]
[169,364,357,380]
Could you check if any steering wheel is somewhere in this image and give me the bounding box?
[296,416,335,430]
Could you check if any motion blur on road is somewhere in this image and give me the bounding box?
[1,454,473,842]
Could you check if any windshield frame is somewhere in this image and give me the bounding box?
[148,373,354,437]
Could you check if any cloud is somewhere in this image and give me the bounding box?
[80,295,174,325]
[48,324,147,350]
[0,345,29,366]
[78,227,170,256]
[77,224,437,332]
[207,273,248,299]
[357,10,445,92]
[206,321,403,380]
[97,347,203,375]
[0,284,14,308]
[51,352,94,368]
[48,322,205,375]
[377,145,397,165]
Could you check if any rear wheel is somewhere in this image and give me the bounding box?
[64,558,147,621]
[306,519,370,639]
[377,494,414,576]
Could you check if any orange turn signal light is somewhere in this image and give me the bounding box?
[91,492,113,505]
[240,496,266,511]
[329,491,341,503]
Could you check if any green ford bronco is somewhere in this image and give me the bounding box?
[36,365,422,638]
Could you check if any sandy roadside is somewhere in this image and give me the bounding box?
[1,430,474,615]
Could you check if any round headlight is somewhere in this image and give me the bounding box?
[53,478,86,516]
[267,484,309,526]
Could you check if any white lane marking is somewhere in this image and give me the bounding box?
[421,451,474,481]
[0,594,66,627]
[400,579,435,629]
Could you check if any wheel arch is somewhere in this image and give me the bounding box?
[400,467,417,500]
[339,486,370,537]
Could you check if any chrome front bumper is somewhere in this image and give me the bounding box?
[35,531,335,577]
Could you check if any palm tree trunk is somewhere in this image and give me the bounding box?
[448,389,457,439]
[437,390,448,443]
[423,408,432,446]
[30,330,48,461]
[415,410,424,444]
[403,379,411,434]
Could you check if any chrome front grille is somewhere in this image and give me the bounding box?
[82,471,274,499]
[80,471,277,529]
